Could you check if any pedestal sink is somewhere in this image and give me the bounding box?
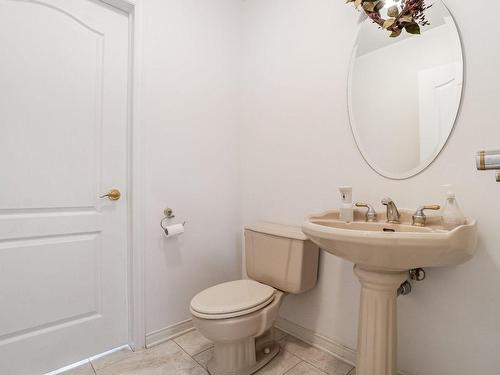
[302,209,477,375]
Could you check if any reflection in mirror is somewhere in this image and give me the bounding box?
[348,1,463,179]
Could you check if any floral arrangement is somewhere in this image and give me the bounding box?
[347,0,432,37]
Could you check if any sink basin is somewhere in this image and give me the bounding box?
[302,208,477,375]
[302,209,477,271]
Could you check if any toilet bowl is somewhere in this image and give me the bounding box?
[191,280,286,375]
[190,223,319,375]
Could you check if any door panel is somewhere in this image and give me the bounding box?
[0,233,101,338]
[0,1,130,374]
[0,0,103,210]
[418,63,462,163]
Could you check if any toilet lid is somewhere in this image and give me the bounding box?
[190,279,275,319]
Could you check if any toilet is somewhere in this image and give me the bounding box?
[190,223,320,375]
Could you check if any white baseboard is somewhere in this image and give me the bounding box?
[275,317,357,366]
[275,317,412,375]
[145,319,195,348]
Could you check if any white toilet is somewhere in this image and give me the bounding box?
[190,223,319,375]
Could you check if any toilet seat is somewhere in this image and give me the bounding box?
[190,279,276,320]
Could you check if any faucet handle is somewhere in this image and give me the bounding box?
[355,202,378,222]
[412,205,441,227]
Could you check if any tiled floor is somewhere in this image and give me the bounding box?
[63,328,356,375]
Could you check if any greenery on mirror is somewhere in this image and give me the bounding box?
[347,0,432,37]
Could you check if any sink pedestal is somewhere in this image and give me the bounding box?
[354,265,407,375]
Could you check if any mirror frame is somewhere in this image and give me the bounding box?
[347,2,464,180]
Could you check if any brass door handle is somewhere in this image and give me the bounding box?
[100,189,121,201]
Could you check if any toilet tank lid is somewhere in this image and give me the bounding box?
[245,222,308,241]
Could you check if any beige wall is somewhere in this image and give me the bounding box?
[241,1,500,374]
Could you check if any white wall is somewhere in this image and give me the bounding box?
[241,1,500,374]
[141,0,243,335]
[139,1,500,372]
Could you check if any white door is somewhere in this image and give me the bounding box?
[0,1,130,374]
[418,63,462,163]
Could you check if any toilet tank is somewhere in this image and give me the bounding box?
[244,223,319,294]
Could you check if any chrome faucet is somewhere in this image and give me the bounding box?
[381,198,400,224]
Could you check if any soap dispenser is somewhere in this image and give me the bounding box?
[339,186,354,222]
[441,185,465,229]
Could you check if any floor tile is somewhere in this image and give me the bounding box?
[192,348,213,369]
[284,362,328,375]
[62,361,96,375]
[280,336,353,375]
[192,328,287,370]
[194,345,302,375]
[256,350,301,375]
[95,340,207,375]
[91,347,134,371]
[85,328,351,375]
[174,330,213,356]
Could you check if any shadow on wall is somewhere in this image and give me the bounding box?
[159,229,243,288]
[160,236,184,267]
[279,250,360,350]
[398,235,500,374]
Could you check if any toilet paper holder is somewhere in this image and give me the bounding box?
[160,208,186,232]
[164,208,175,219]
[476,150,500,182]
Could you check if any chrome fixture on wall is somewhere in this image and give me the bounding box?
[398,268,426,297]
[397,281,412,296]
[160,208,186,237]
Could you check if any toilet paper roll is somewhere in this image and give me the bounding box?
[164,223,185,238]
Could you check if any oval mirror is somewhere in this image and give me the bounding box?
[348,1,463,179]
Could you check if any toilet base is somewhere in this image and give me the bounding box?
[207,339,280,375]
